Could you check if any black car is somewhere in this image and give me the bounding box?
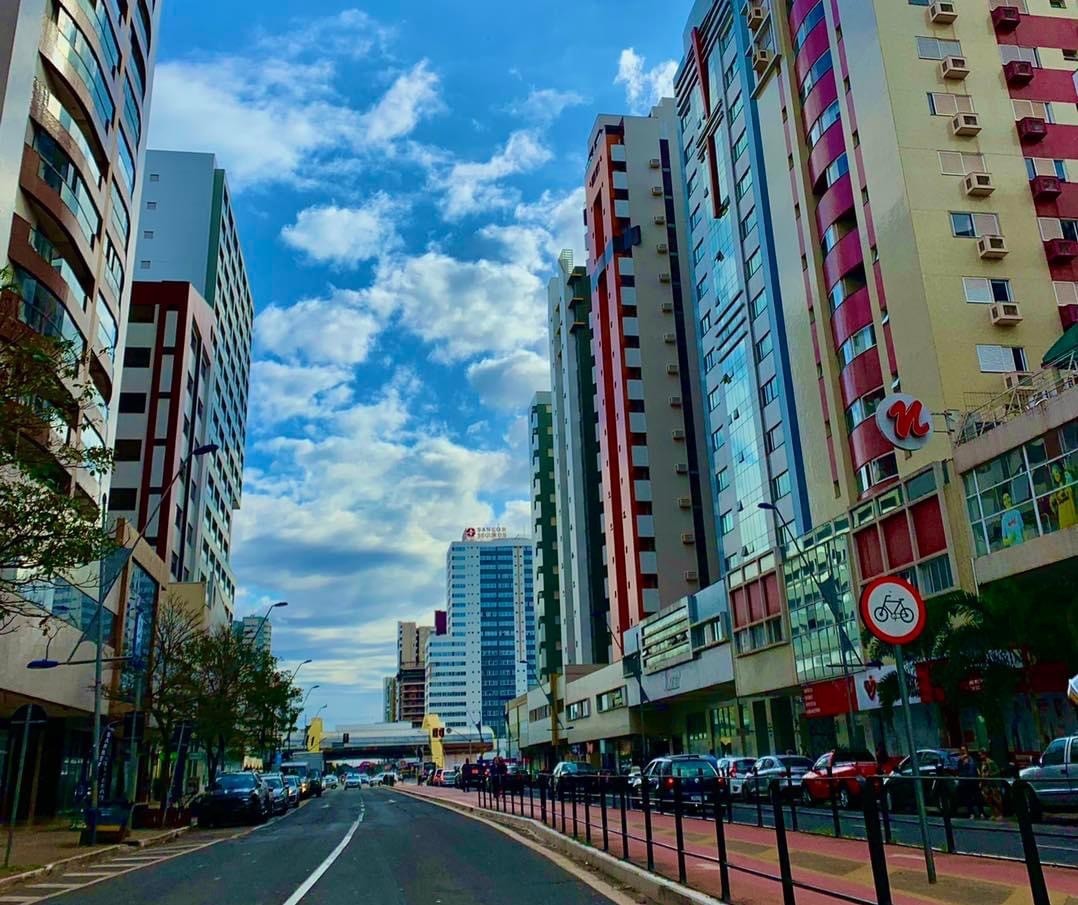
[196,773,271,826]
[307,770,324,797]
[459,762,489,791]
[634,756,720,808]
[882,748,961,813]
[550,761,598,795]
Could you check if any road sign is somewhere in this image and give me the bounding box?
[859,575,926,646]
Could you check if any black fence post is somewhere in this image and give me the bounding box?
[1013,781,1051,905]
[529,778,535,820]
[878,776,893,845]
[940,782,956,854]
[572,777,579,839]
[770,781,797,905]
[828,765,842,838]
[755,775,764,828]
[584,778,592,845]
[560,780,567,835]
[787,765,799,832]
[861,778,893,905]
[620,782,629,860]
[712,788,731,902]
[726,781,734,824]
[673,777,687,885]
[600,776,609,852]
[540,776,547,824]
[641,777,655,872]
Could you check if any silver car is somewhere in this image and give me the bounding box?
[742,755,813,801]
[1020,736,1078,818]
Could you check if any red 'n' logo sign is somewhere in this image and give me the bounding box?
[887,399,931,441]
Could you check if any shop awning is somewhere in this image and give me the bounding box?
[1042,324,1078,367]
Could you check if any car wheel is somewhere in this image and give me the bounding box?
[1025,787,1043,821]
[837,787,851,810]
[802,786,815,806]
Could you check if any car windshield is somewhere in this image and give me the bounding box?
[834,750,874,763]
[568,763,597,773]
[213,775,255,791]
[672,759,717,778]
[284,777,298,787]
[263,777,283,789]
[777,756,813,769]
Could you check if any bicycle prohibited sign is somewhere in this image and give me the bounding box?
[859,576,926,646]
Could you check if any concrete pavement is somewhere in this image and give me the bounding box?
[10,787,618,905]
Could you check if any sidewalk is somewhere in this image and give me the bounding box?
[404,784,1078,905]
[0,822,184,880]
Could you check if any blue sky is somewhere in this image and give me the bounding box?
[149,1,686,726]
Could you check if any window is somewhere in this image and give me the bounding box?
[838,325,876,366]
[950,211,1000,238]
[108,488,137,511]
[755,332,773,362]
[736,170,753,200]
[732,130,748,161]
[771,471,791,500]
[846,388,886,431]
[717,468,730,492]
[917,36,962,60]
[1038,218,1078,242]
[976,344,1027,373]
[114,439,142,462]
[697,274,709,299]
[800,50,833,102]
[1026,158,1068,181]
[123,346,151,367]
[760,376,778,405]
[963,277,1012,304]
[750,289,767,319]
[118,392,146,414]
[740,207,757,239]
[928,92,974,116]
[856,452,899,494]
[745,248,762,279]
[687,169,699,196]
[690,205,703,229]
[596,687,626,712]
[146,201,157,210]
[765,424,785,453]
[1001,45,1040,67]
[822,153,849,189]
[793,2,825,53]
[693,239,707,265]
[721,511,734,535]
[566,699,590,721]
[938,151,986,176]
[807,100,840,147]
[728,92,744,122]
[1013,99,1053,122]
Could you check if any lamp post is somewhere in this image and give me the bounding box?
[758,502,861,748]
[289,658,312,682]
[291,685,320,748]
[250,601,287,651]
[306,704,327,750]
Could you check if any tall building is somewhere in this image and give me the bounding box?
[426,530,534,737]
[584,101,720,654]
[530,391,562,678]
[0,0,163,817]
[232,614,272,655]
[548,251,610,666]
[114,151,254,612]
[396,620,433,725]
[383,676,398,722]
[670,0,1078,753]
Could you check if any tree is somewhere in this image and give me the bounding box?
[243,652,301,763]
[0,268,115,631]
[188,626,253,783]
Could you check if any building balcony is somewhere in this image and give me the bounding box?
[1017,116,1048,144]
[1031,174,1063,201]
[1004,60,1035,87]
[990,5,1021,32]
[1045,238,1078,264]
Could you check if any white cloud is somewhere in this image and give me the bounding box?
[430,130,552,220]
[281,194,403,267]
[467,350,550,412]
[256,289,383,366]
[248,361,354,424]
[508,88,586,123]
[614,48,677,114]
[359,61,443,144]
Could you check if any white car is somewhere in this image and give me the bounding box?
[357,773,372,786]
[344,773,362,790]
[371,772,387,785]
[323,775,339,790]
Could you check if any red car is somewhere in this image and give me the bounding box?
[801,750,882,808]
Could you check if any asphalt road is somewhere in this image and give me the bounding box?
[46,788,614,905]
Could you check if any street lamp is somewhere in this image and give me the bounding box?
[289,658,312,681]
[290,685,320,748]
[250,601,287,650]
[758,502,861,747]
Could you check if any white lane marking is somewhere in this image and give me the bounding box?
[280,804,365,905]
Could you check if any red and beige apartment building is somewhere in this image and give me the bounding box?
[584,101,720,652]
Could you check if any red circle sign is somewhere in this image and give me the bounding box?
[858,576,927,646]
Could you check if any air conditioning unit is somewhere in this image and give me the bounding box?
[667,363,680,375]
[746,2,766,30]
[991,5,1021,32]
[663,332,677,344]
[660,301,674,312]
[659,274,672,285]
[929,0,957,23]
[951,112,981,136]
[1017,116,1048,144]
[656,243,669,254]
[939,56,969,80]
[675,463,689,475]
[649,157,661,169]
[654,215,666,225]
[681,532,696,543]
[752,46,774,74]
[684,570,700,583]
[651,186,664,196]
[669,395,683,407]
[977,235,1008,259]
[672,429,686,441]
[990,302,1023,326]
[1031,174,1063,200]
[1045,238,1078,263]
[677,496,692,509]
[1003,60,1034,86]
[964,172,995,196]
[1003,370,1032,390]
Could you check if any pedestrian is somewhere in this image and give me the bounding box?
[978,749,1003,820]
[875,740,889,775]
[957,746,980,817]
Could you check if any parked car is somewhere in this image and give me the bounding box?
[551,761,598,795]
[196,773,271,826]
[282,775,301,808]
[358,772,372,787]
[635,756,720,809]
[801,749,881,809]
[1019,737,1078,818]
[883,748,961,814]
[260,773,290,815]
[501,764,528,792]
[715,757,757,798]
[742,755,814,801]
[344,773,362,790]
[441,769,460,788]
[307,770,324,797]
[323,774,339,790]
[459,762,490,791]
[371,772,387,785]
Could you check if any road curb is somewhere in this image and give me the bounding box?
[0,825,190,892]
[393,787,724,905]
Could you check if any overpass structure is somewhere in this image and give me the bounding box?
[300,716,496,768]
